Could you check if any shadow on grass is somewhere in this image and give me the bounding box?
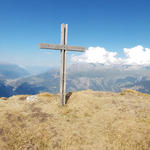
[65,92,72,104]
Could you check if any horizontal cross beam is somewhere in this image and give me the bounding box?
[39,43,85,52]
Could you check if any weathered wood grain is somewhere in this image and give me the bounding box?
[63,24,67,105]
[39,43,85,52]
[60,23,65,106]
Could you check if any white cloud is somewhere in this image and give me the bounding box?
[71,45,150,66]
[72,47,122,65]
[123,45,150,65]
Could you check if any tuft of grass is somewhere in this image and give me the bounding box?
[0,97,8,100]
[8,95,30,101]
[120,89,150,97]
[37,92,54,97]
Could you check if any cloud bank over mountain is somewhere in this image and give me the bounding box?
[71,45,150,65]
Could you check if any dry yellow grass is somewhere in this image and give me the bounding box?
[0,89,150,150]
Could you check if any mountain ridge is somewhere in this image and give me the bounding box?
[0,63,29,79]
[1,63,150,97]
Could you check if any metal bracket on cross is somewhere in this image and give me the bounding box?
[39,24,85,106]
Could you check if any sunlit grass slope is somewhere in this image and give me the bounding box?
[0,89,150,150]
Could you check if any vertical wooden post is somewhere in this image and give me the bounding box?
[60,24,68,106]
[60,24,64,106]
[39,23,85,106]
[64,24,68,105]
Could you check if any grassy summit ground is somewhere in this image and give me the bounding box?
[0,90,150,150]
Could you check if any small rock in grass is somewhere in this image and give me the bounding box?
[26,95,37,102]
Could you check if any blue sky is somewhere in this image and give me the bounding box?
[0,0,150,67]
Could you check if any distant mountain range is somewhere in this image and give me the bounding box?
[0,63,29,79]
[0,63,30,97]
[0,63,150,97]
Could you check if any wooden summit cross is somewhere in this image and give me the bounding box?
[39,24,85,106]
